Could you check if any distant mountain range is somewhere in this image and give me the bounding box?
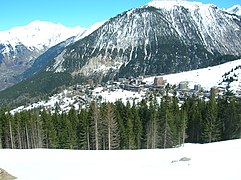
[0,21,85,90]
[0,1,241,107]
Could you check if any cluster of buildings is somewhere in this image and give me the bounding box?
[59,74,238,110]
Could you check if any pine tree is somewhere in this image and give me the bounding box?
[88,101,100,150]
[159,96,174,149]
[78,109,90,150]
[105,103,120,150]
[138,99,150,149]
[147,94,159,149]
[132,101,142,149]
[41,109,57,148]
[126,101,135,149]
[67,108,78,149]
[179,108,188,146]
[218,96,241,140]
[114,100,128,149]
[202,92,221,143]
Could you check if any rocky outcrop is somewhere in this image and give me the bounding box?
[0,168,16,180]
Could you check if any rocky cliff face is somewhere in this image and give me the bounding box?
[48,1,241,79]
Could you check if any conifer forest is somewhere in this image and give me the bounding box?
[0,92,240,150]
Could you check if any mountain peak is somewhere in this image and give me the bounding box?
[226,4,241,16]
[146,0,216,11]
[0,20,85,50]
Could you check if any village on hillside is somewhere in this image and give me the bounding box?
[11,70,241,114]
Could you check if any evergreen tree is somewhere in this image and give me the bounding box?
[218,96,241,140]
[202,93,221,143]
[88,101,100,150]
[105,103,120,150]
[78,109,90,150]
[138,99,150,149]
[114,101,128,149]
[147,94,159,149]
[132,101,142,149]
[126,101,135,149]
[41,109,57,148]
[158,97,174,149]
[67,108,78,149]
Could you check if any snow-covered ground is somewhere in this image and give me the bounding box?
[0,139,240,180]
[93,87,146,103]
[144,59,241,92]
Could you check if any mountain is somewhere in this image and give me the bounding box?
[0,21,85,90]
[46,0,241,79]
[1,1,241,107]
[19,21,106,80]
[226,5,241,16]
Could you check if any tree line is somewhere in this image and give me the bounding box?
[0,92,240,150]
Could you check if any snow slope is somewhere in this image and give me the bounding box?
[0,139,240,180]
[144,59,241,92]
[75,21,106,41]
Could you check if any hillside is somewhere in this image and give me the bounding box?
[9,59,241,113]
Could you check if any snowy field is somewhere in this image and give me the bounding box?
[0,139,240,180]
[144,59,241,91]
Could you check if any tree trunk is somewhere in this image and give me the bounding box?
[9,119,14,149]
[25,124,30,149]
[163,112,168,149]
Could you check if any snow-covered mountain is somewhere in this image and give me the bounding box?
[0,21,85,90]
[48,0,241,79]
[0,20,84,53]
[18,21,106,80]
[226,4,241,16]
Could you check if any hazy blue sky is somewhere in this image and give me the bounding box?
[0,0,240,30]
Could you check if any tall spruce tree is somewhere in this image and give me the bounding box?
[88,101,100,150]
[78,109,90,150]
[202,92,221,143]
[147,94,159,149]
[114,101,128,149]
[126,101,135,149]
[159,96,174,149]
[105,103,120,150]
[132,101,142,149]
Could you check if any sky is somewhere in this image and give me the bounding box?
[0,0,240,31]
